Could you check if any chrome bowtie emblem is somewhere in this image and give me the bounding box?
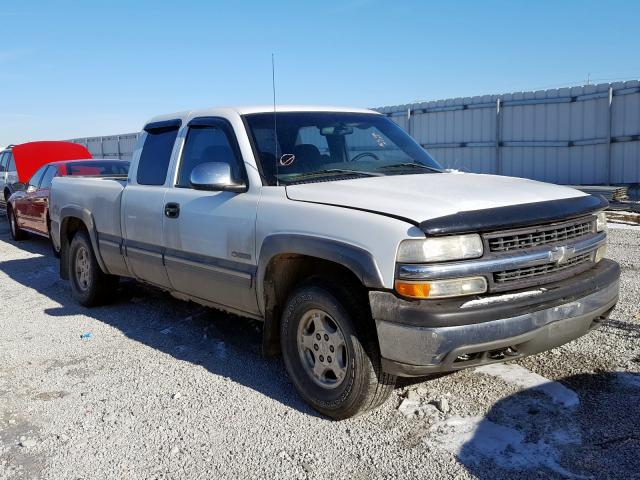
[548,245,575,264]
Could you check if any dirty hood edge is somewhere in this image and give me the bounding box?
[285,173,587,225]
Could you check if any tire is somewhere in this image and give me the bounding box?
[280,277,396,420]
[68,230,118,306]
[8,207,27,241]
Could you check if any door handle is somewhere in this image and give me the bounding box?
[164,202,180,218]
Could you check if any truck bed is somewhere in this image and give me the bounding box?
[51,176,126,238]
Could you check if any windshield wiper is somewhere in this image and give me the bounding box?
[375,162,442,173]
[278,168,383,183]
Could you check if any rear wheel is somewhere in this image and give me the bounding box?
[69,231,118,306]
[280,278,396,419]
[8,207,27,241]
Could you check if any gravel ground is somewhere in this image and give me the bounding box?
[0,219,638,480]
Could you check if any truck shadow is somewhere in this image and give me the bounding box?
[429,370,640,479]
[0,226,320,418]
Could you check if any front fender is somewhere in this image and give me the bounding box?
[7,191,24,207]
[256,233,384,314]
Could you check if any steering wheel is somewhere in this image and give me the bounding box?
[351,152,380,162]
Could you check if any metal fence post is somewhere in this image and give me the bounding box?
[495,98,502,175]
[407,108,412,136]
[606,87,613,185]
[116,136,121,160]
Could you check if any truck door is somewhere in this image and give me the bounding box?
[121,120,181,289]
[162,117,260,315]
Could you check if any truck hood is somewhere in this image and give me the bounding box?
[285,173,587,225]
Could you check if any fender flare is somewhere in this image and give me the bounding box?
[256,233,384,314]
[256,234,385,356]
[58,205,108,279]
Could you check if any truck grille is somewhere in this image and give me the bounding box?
[487,218,594,252]
[493,252,592,284]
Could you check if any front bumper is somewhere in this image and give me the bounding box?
[372,259,620,377]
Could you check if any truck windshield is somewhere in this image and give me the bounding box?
[244,112,442,185]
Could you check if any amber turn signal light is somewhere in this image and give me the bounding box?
[395,276,487,299]
[394,281,431,299]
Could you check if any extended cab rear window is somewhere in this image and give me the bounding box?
[137,121,181,186]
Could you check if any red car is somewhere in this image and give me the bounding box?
[1,141,92,209]
[8,159,130,249]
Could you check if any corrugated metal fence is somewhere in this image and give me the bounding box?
[376,80,640,185]
[69,80,640,186]
[69,133,139,160]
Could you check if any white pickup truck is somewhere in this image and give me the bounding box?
[50,106,620,419]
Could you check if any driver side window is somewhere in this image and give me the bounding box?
[27,166,47,191]
[39,166,58,189]
[177,120,243,188]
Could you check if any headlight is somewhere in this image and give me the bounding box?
[395,276,487,299]
[397,234,483,263]
[596,211,607,232]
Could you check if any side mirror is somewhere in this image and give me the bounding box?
[189,162,246,193]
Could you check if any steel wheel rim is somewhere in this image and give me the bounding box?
[75,246,91,291]
[297,308,348,389]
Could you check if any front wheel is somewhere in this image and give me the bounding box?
[69,231,118,306]
[280,278,396,419]
[8,207,27,241]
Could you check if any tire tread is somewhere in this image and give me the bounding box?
[69,231,118,307]
[281,275,396,419]
[8,207,28,241]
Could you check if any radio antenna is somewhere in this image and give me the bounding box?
[272,53,279,186]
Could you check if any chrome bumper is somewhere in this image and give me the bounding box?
[377,278,619,377]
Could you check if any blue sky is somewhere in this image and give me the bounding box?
[1,0,638,146]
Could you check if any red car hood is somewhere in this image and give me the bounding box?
[12,141,92,182]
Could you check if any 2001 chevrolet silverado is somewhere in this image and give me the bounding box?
[49,106,620,419]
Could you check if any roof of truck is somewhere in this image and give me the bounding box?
[144,105,379,127]
[231,105,378,115]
